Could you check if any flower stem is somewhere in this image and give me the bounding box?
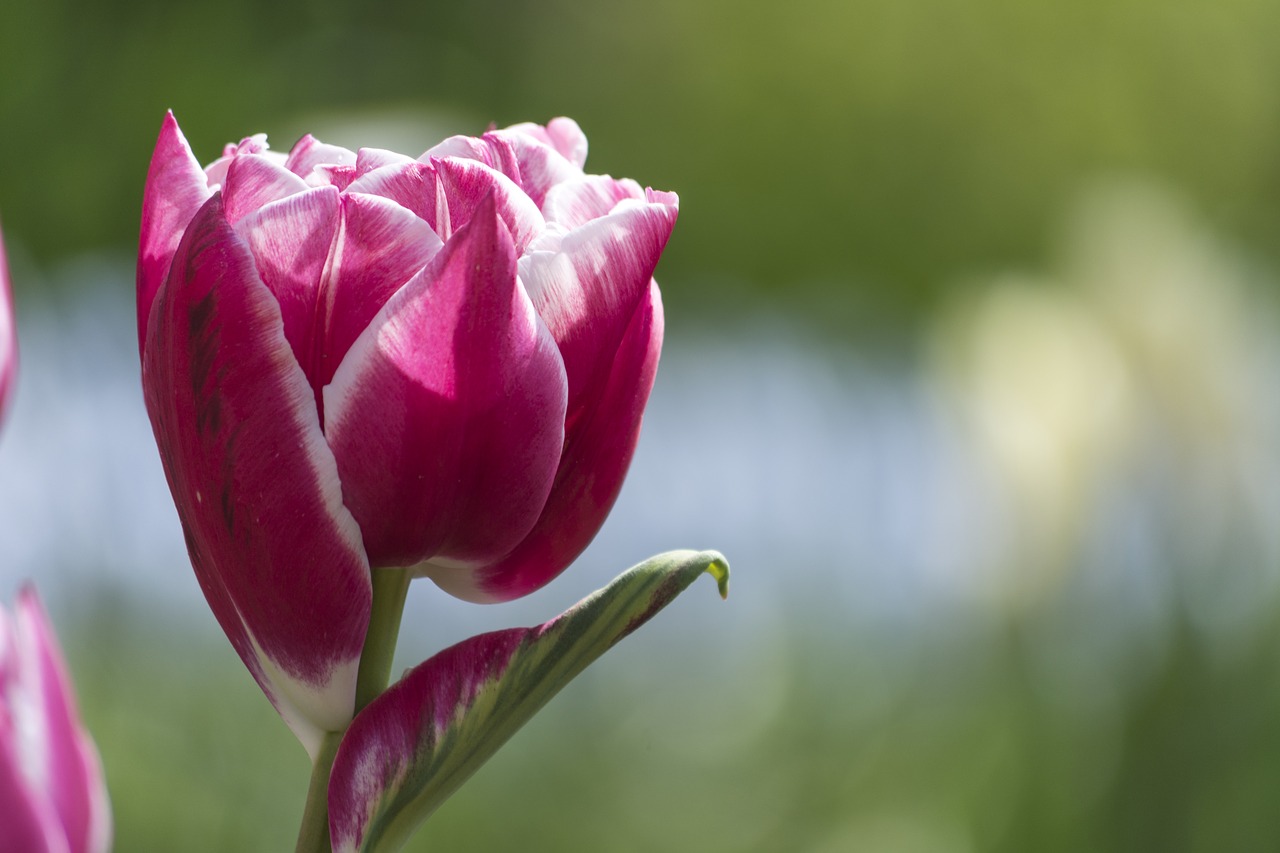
[355,569,412,715]
[295,730,343,853]
[294,569,413,852]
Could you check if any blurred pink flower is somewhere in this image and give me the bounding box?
[0,586,111,853]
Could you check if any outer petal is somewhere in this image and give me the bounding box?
[14,589,111,853]
[142,194,371,752]
[324,192,568,570]
[0,219,15,428]
[328,550,728,853]
[519,195,677,418]
[137,111,213,356]
[431,282,663,602]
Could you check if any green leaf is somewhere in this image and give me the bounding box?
[327,549,729,853]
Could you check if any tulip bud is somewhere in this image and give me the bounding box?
[138,113,675,747]
[0,587,111,853]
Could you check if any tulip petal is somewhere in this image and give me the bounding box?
[137,111,213,356]
[314,193,443,399]
[285,134,358,181]
[507,116,589,169]
[519,196,676,417]
[142,194,371,752]
[439,282,663,602]
[328,550,729,853]
[0,734,59,853]
[324,193,567,569]
[540,174,647,231]
[232,185,341,395]
[431,157,545,254]
[344,162,439,227]
[222,153,311,225]
[14,590,111,853]
[484,127,583,208]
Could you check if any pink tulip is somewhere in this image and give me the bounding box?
[138,113,675,746]
[0,587,111,853]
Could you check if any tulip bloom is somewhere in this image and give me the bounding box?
[138,113,675,748]
[0,587,111,853]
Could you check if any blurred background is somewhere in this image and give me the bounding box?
[4,0,1280,850]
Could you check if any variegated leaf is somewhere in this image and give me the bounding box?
[328,549,729,853]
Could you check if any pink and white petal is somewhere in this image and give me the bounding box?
[311,192,442,399]
[284,134,358,180]
[344,162,440,230]
[423,133,521,186]
[137,111,213,356]
[506,116,588,168]
[541,175,646,230]
[328,550,728,853]
[324,193,567,570]
[221,153,311,226]
[441,282,662,602]
[431,157,545,254]
[355,148,414,175]
[15,589,110,853]
[518,197,676,415]
[482,128,582,207]
[233,185,341,395]
[142,194,371,750]
[0,734,61,853]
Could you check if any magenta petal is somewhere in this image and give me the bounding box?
[520,196,676,416]
[324,193,568,569]
[0,588,110,853]
[233,185,341,393]
[484,128,583,207]
[137,111,213,356]
[142,194,371,748]
[284,134,357,180]
[313,193,443,397]
[0,734,58,853]
[14,590,111,853]
[432,157,545,254]
[222,153,310,225]
[446,282,663,602]
[344,162,440,226]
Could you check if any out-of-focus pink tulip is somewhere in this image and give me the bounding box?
[137,113,675,748]
[0,587,111,853]
[0,219,16,426]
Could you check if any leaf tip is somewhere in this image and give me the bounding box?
[699,550,730,600]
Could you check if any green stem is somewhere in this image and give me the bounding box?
[355,569,412,715]
[295,730,343,853]
[294,569,413,852]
